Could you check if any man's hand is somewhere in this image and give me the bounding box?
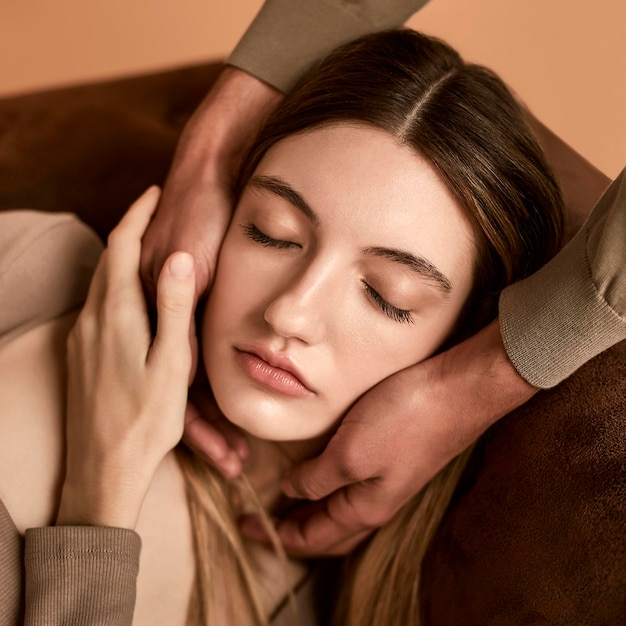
[241,319,537,556]
[139,67,282,467]
[140,66,283,303]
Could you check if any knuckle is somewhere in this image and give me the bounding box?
[292,474,327,501]
[153,346,191,377]
[292,520,324,552]
[160,294,189,318]
[101,294,136,331]
[335,443,370,484]
[326,493,365,529]
[70,310,96,344]
[106,227,125,250]
[170,351,192,377]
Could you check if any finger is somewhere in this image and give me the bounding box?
[318,529,372,557]
[277,482,393,556]
[189,381,250,460]
[79,249,110,315]
[113,186,161,240]
[183,404,244,478]
[150,252,195,367]
[240,504,373,557]
[107,186,161,285]
[281,442,367,501]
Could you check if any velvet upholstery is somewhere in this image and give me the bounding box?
[1,63,624,624]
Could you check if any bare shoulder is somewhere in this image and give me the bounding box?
[0,313,76,532]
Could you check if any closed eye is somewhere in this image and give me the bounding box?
[241,223,301,250]
[362,281,414,325]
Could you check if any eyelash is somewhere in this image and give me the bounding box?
[242,223,413,325]
[241,223,300,249]
[363,282,414,325]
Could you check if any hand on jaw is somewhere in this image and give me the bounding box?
[238,318,537,556]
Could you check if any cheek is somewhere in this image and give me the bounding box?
[207,237,265,318]
[202,238,251,357]
[332,303,467,400]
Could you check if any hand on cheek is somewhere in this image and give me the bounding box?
[57,187,196,529]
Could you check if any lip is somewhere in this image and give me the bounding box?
[234,343,315,398]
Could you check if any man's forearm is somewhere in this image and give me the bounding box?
[171,66,283,183]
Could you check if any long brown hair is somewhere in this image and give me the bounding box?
[183,29,564,626]
[240,29,564,330]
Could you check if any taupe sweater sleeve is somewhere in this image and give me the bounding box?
[23,527,141,626]
[500,168,626,388]
[227,0,430,92]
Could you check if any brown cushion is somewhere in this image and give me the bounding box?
[0,62,223,239]
[1,63,624,623]
[421,339,626,624]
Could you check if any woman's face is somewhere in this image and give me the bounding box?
[203,124,476,441]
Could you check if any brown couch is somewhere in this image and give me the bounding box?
[1,63,624,625]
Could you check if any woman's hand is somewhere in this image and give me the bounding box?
[57,187,196,529]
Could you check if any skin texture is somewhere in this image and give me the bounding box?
[203,124,475,445]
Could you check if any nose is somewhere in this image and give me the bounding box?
[263,260,332,344]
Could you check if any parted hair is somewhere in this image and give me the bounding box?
[180,29,564,626]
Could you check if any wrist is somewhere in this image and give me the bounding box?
[441,318,538,426]
[57,466,153,529]
[176,66,283,181]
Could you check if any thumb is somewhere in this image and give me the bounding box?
[151,251,196,365]
[281,445,355,501]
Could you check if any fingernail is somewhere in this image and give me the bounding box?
[169,252,193,277]
[235,439,250,459]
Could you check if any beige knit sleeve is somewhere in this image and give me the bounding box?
[227,0,429,92]
[23,526,141,626]
[500,168,626,388]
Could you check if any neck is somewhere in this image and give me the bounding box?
[241,433,329,514]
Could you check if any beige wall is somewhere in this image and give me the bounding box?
[1,0,624,177]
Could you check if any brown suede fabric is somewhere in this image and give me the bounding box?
[0,62,223,239]
[421,340,626,624]
[1,64,624,623]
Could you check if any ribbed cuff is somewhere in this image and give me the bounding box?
[24,526,141,625]
[228,0,427,92]
[500,216,626,389]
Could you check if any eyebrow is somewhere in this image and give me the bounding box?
[364,247,452,295]
[249,175,320,226]
[249,174,452,294]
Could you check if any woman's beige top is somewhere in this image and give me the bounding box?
[0,211,141,625]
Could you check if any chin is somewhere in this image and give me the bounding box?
[212,387,331,442]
